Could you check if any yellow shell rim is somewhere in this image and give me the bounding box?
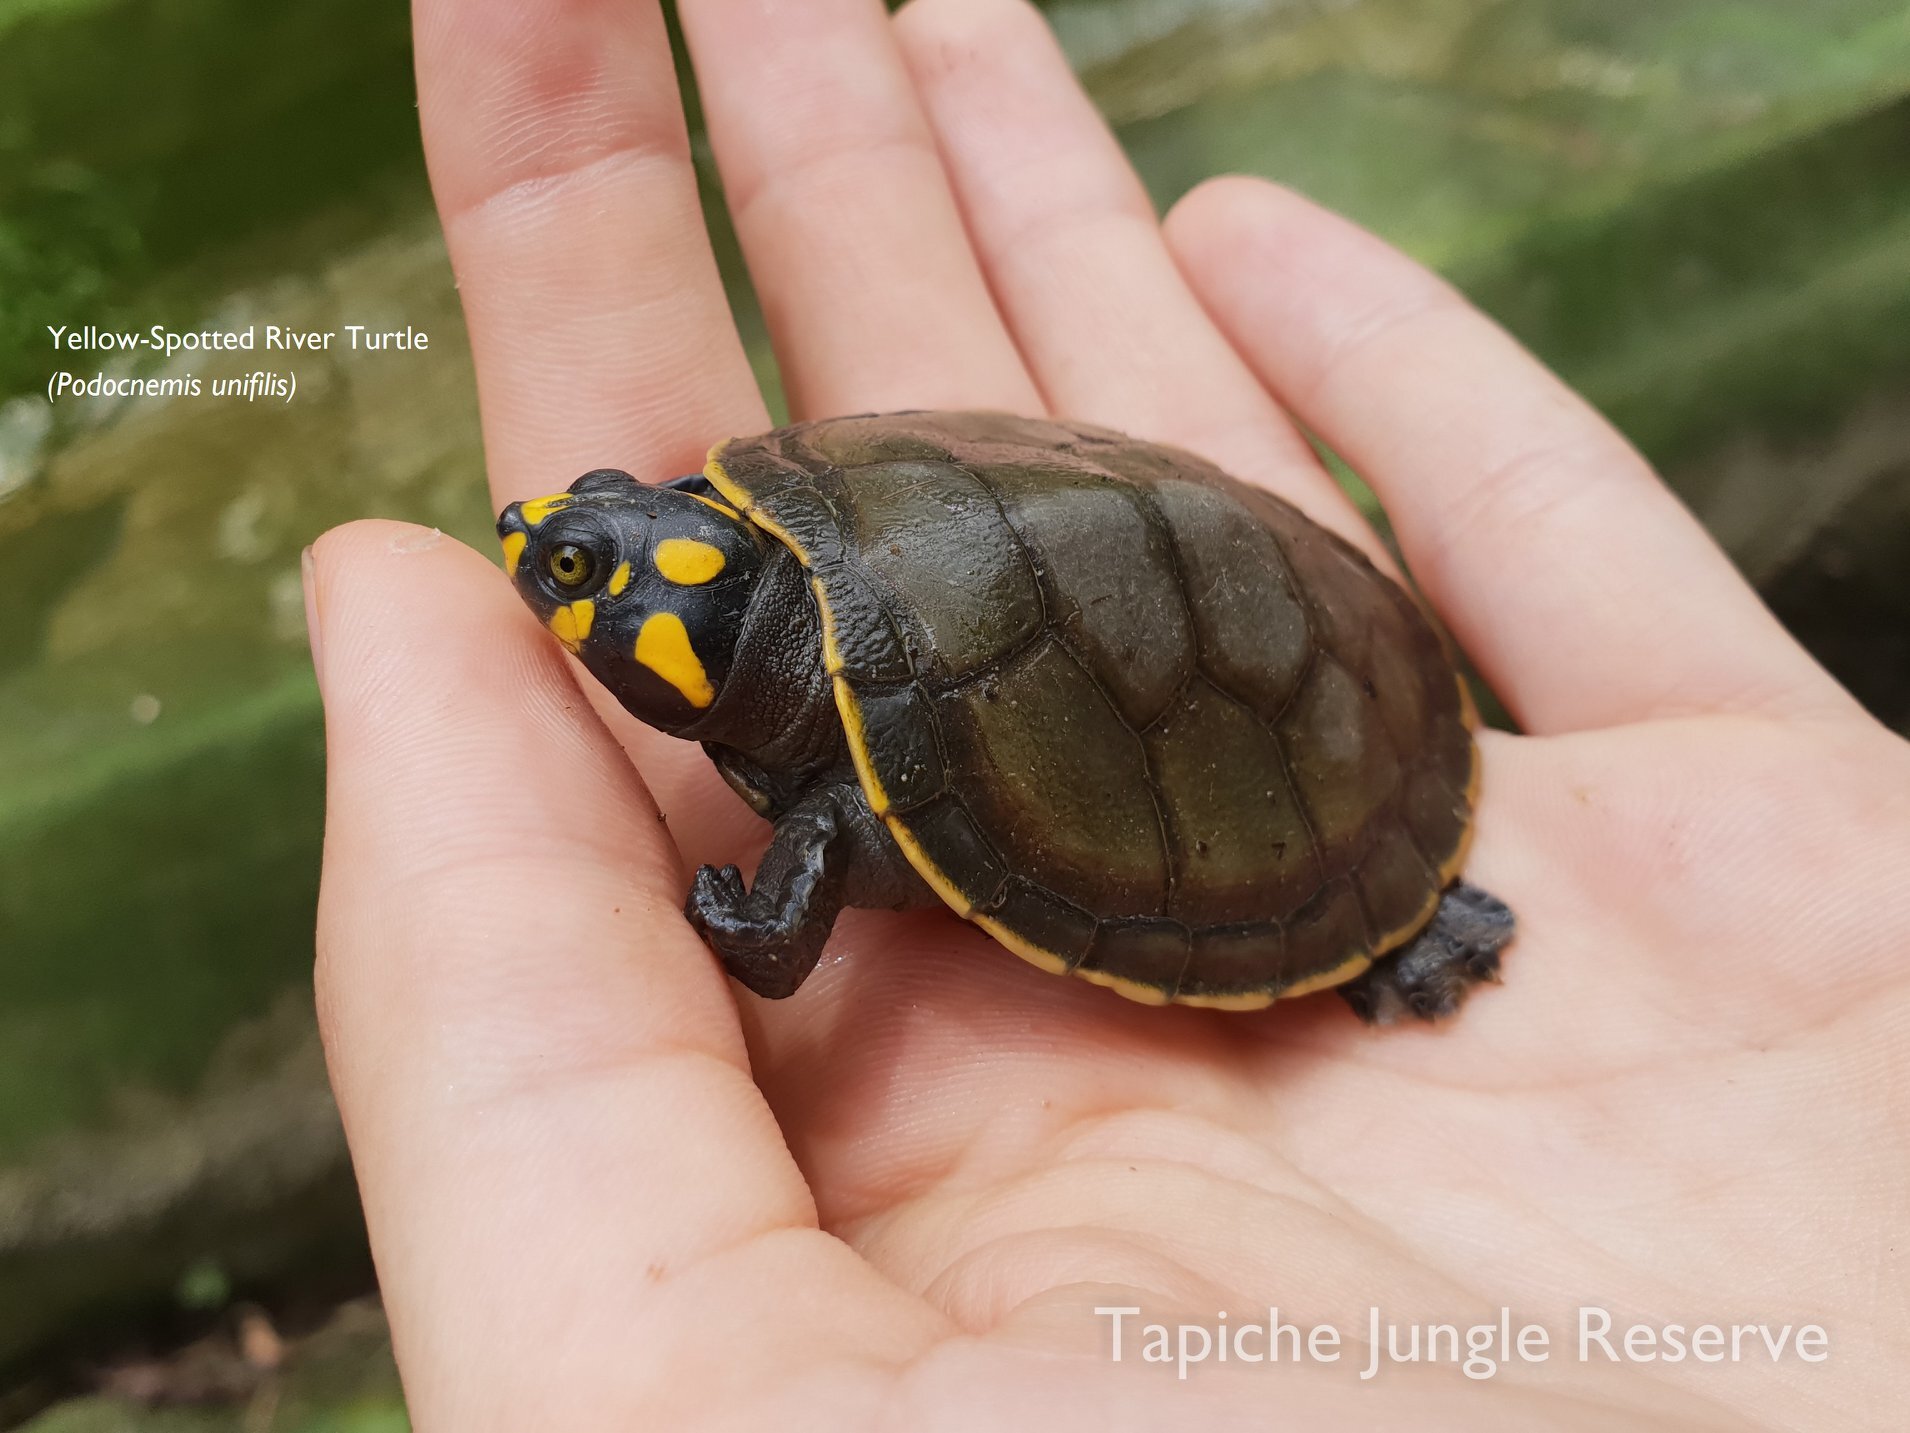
[703,442,1482,1010]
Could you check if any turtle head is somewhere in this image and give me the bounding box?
[497,471,766,733]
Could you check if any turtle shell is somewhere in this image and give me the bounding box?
[705,411,1478,1009]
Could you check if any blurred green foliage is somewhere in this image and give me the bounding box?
[0,0,419,397]
[3,0,1908,1420]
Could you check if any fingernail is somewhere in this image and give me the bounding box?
[301,544,325,698]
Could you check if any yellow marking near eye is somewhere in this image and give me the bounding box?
[519,493,572,526]
[547,598,595,653]
[635,612,714,708]
[608,561,631,596]
[655,537,726,585]
[501,531,527,577]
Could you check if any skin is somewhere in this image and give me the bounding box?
[303,0,1910,1428]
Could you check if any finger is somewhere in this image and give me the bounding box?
[416,0,773,891]
[309,522,944,1425]
[676,0,1040,417]
[894,0,1373,552]
[1164,178,1848,732]
[416,0,767,504]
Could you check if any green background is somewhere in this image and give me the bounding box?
[4,0,1908,1424]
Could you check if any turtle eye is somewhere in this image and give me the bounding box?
[547,542,596,589]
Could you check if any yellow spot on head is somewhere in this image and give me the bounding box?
[608,561,631,596]
[547,598,595,654]
[655,537,726,585]
[635,612,714,708]
[501,530,527,576]
[520,493,572,527]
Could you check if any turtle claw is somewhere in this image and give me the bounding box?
[686,863,780,959]
[691,863,747,913]
[1465,946,1505,984]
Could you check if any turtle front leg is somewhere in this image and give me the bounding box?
[686,786,852,999]
[1338,881,1515,1024]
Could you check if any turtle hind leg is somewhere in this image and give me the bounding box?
[1337,882,1515,1025]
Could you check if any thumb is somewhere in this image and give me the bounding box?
[308,520,941,1428]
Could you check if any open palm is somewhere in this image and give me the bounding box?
[306,0,1910,1428]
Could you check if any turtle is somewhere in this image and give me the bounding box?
[496,411,1513,1019]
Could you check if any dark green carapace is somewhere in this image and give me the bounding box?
[498,411,1513,1019]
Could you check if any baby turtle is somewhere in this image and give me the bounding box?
[497,411,1512,1019]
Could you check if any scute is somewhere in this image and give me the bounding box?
[1181,925,1284,1007]
[1277,656,1402,869]
[1276,515,1402,678]
[991,470,1193,728]
[944,638,1166,916]
[983,878,1097,969]
[843,460,1042,681]
[1364,624,1432,755]
[707,412,1478,1007]
[898,794,1008,910]
[767,492,850,569]
[1281,879,1373,991]
[852,682,946,815]
[1143,679,1320,926]
[1079,919,1190,1002]
[1401,765,1470,872]
[1150,478,1313,716]
[797,414,955,468]
[1355,822,1443,950]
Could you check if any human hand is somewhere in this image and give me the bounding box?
[305,0,1910,1427]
